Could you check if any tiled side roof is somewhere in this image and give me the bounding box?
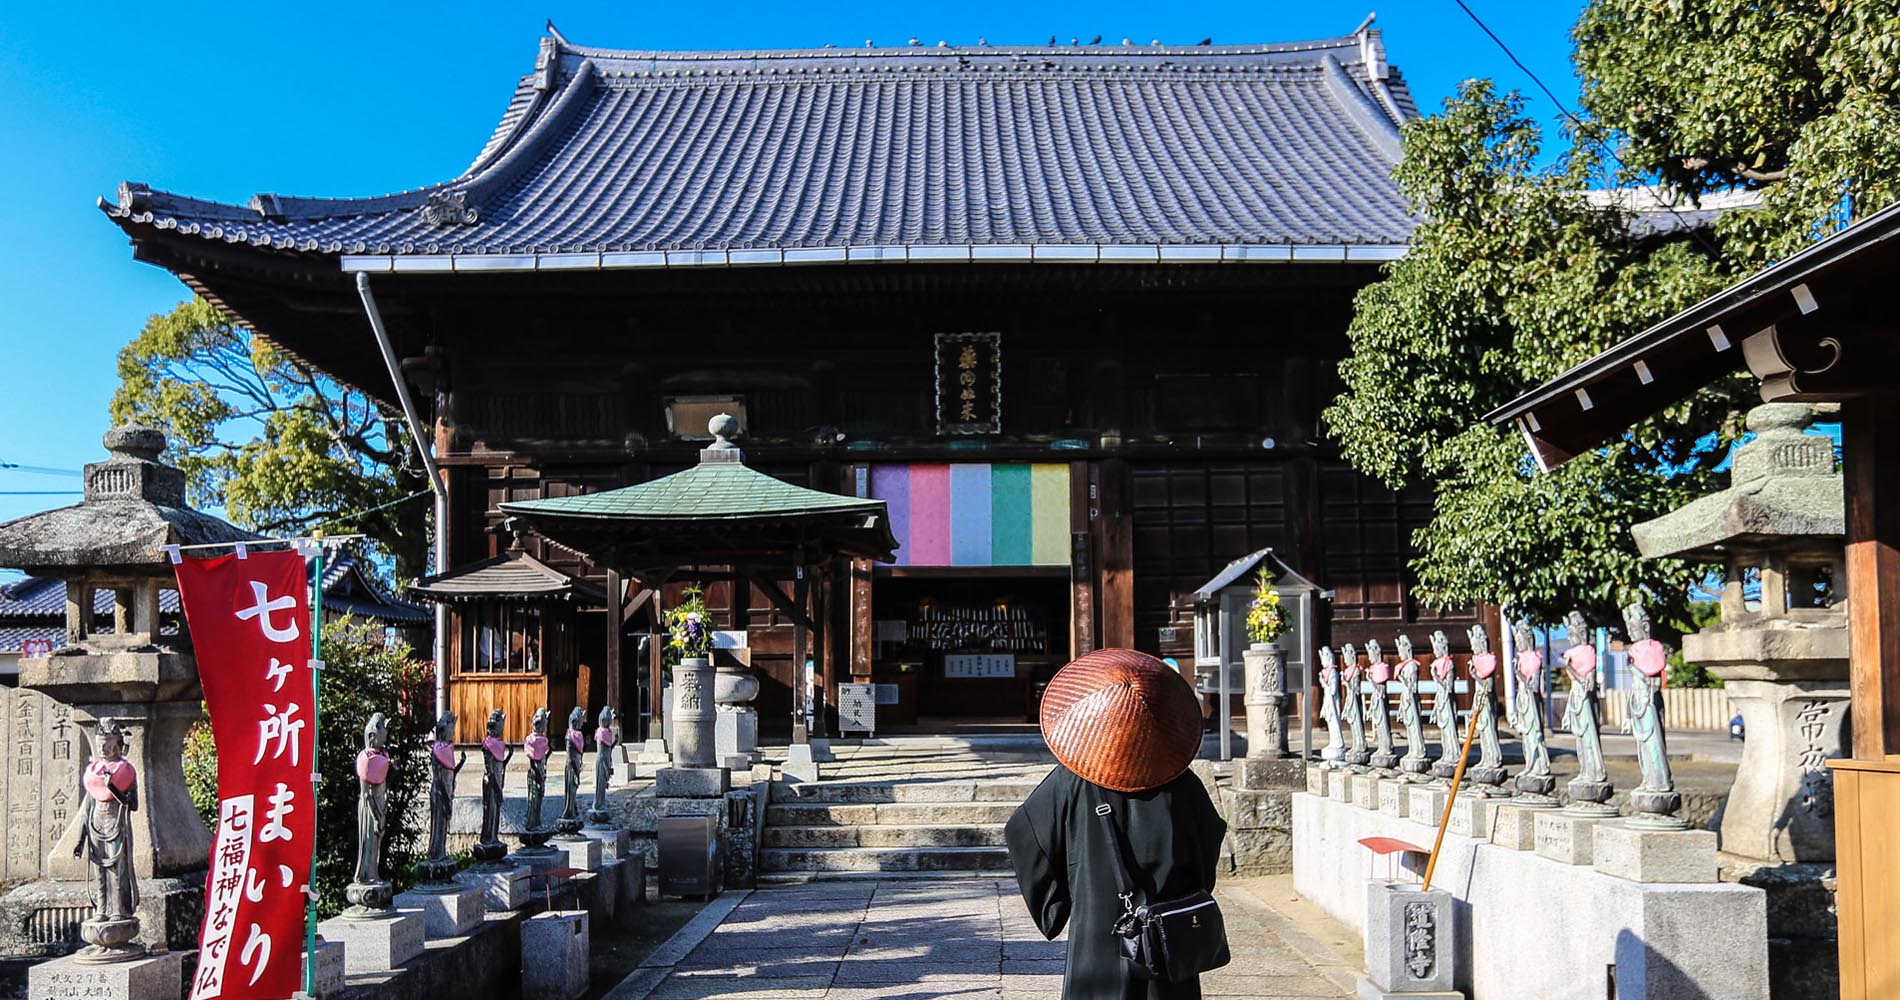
[102,32,1417,259]
[0,576,183,618]
[0,563,424,624]
[410,549,607,604]
[504,458,884,520]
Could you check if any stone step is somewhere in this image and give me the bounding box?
[763,823,1010,849]
[770,779,1043,804]
[765,801,1021,827]
[759,846,1013,874]
[757,870,1015,885]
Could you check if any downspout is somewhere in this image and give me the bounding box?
[355,272,451,716]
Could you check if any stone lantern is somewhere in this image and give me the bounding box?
[1631,404,1847,863]
[0,426,259,956]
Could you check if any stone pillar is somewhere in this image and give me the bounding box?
[1241,644,1288,759]
[670,658,716,768]
[713,661,761,770]
[1701,669,1850,862]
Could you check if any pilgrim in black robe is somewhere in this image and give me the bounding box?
[1005,764,1227,1000]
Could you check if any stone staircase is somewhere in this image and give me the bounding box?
[759,775,1044,881]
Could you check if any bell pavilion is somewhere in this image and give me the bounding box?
[100,25,1481,742]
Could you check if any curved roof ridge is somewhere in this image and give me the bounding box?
[550,34,1372,63]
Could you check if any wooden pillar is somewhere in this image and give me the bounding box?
[604,568,623,733]
[1097,458,1134,650]
[813,567,830,738]
[849,557,874,679]
[648,588,665,742]
[1844,397,1900,759]
[792,571,811,745]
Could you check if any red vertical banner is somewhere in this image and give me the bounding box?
[174,549,316,1000]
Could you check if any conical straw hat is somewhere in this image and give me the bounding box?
[1039,648,1204,793]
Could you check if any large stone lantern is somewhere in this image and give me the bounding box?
[0,426,259,955]
[1632,404,1847,863]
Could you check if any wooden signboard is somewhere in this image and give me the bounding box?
[944,653,1016,678]
[934,332,1002,435]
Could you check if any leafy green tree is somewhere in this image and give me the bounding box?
[184,618,435,916]
[110,298,427,577]
[1324,1,1900,634]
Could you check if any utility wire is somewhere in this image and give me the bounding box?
[1450,0,1725,257]
[0,462,82,478]
[315,488,431,531]
[0,491,82,496]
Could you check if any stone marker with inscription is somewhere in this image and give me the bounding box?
[1358,881,1459,1000]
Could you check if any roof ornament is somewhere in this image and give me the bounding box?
[423,190,478,227]
[702,413,744,464]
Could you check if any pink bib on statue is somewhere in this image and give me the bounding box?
[431,741,455,769]
[595,727,614,749]
[1515,650,1542,681]
[1430,656,1454,684]
[356,748,389,784]
[1563,644,1597,678]
[82,759,135,802]
[1470,652,1498,680]
[482,735,506,760]
[568,730,585,753]
[525,733,550,761]
[1630,638,1668,678]
[1368,659,1391,685]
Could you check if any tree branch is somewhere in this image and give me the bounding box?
[1680,156,1790,183]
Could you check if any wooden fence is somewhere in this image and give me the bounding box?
[1599,685,1733,732]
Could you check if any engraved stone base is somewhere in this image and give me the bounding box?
[1446,796,1505,839]
[1329,770,1353,803]
[582,825,632,861]
[1490,803,1555,851]
[1362,881,1455,995]
[559,837,603,872]
[1377,779,1410,819]
[1306,767,1330,797]
[522,910,590,1000]
[458,865,532,912]
[317,909,424,973]
[1593,823,1719,884]
[1406,785,1448,827]
[512,847,565,873]
[656,766,732,798]
[394,885,485,938]
[29,948,182,1000]
[304,938,345,998]
[596,859,625,920]
[1355,981,1463,1000]
[1350,774,1381,811]
[1236,756,1305,791]
[1534,810,1609,865]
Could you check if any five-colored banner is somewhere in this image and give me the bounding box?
[868,463,1069,566]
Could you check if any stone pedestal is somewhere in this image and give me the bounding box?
[1533,811,1609,865]
[1329,771,1352,803]
[1307,767,1331,797]
[559,837,602,872]
[1446,796,1505,839]
[1237,755,1304,791]
[304,938,346,997]
[582,825,632,861]
[1376,779,1410,819]
[1713,676,1848,861]
[620,851,646,906]
[782,744,822,783]
[1242,645,1288,759]
[458,865,532,912]
[630,738,671,781]
[1349,773,1381,811]
[1490,803,1554,851]
[1359,881,1457,999]
[596,858,626,918]
[1406,785,1447,827]
[1593,824,1718,884]
[671,658,718,769]
[714,663,762,771]
[655,766,731,797]
[512,847,565,874]
[318,910,424,974]
[522,910,589,1000]
[28,949,182,1000]
[394,885,485,938]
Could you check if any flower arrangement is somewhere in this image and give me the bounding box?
[666,586,714,659]
[1244,567,1288,645]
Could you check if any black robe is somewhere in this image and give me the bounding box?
[1005,765,1227,1000]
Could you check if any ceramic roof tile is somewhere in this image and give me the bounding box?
[505,459,884,520]
[101,33,1417,257]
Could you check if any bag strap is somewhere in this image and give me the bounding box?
[1090,785,1139,918]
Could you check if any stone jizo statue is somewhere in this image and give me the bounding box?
[1427,631,1460,781]
[418,710,466,885]
[1365,639,1398,771]
[474,709,514,866]
[1463,624,1509,795]
[518,706,557,854]
[1317,646,1345,767]
[557,706,587,838]
[344,713,393,915]
[589,706,617,825]
[1394,635,1429,779]
[1624,603,1688,828]
[1561,611,1616,814]
[1341,644,1370,770]
[74,717,143,963]
[1510,622,1557,803]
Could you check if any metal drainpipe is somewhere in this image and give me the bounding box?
[355,272,450,716]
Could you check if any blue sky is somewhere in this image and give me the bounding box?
[0,1,1584,526]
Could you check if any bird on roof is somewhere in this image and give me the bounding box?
[1090,35,1102,44]
[978,37,988,45]
[1048,35,1057,46]
[1121,38,1132,45]
[938,39,949,47]
[1151,39,1162,46]
[1198,37,1213,45]
[909,36,921,46]
[1070,37,1079,46]
[865,39,874,47]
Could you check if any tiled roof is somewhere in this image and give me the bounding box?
[0,625,63,656]
[101,31,1417,261]
[410,549,607,604]
[0,557,427,625]
[503,454,884,521]
[0,576,182,618]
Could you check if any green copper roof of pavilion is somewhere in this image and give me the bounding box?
[503,459,883,521]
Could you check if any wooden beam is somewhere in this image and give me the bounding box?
[1845,397,1900,759]
[739,567,817,631]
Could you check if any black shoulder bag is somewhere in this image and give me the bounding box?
[1092,790,1231,983]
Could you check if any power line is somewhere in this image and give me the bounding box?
[1449,0,1725,256]
[0,462,82,478]
[0,491,82,495]
[315,488,431,531]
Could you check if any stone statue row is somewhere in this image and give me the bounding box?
[1315,603,1684,827]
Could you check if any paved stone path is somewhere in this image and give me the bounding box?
[610,876,1357,999]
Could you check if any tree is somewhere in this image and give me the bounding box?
[1324,0,1900,633]
[110,298,428,577]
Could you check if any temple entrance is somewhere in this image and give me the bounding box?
[866,570,1072,731]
